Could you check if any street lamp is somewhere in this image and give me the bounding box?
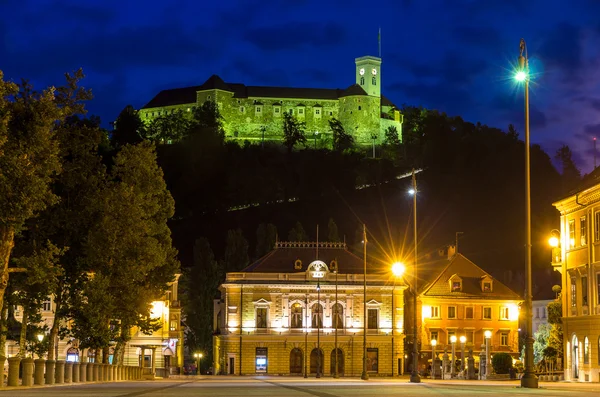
[431,339,437,379]
[408,169,421,383]
[361,225,369,381]
[460,336,466,374]
[36,334,44,359]
[391,262,406,377]
[194,353,203,375]
[314,131,319,149]
[515,37,538,389]
[450,335,457,378]
[333,266,339,379]
[316,280,321,379]
[549,229,561,264]
[484,330,492,378]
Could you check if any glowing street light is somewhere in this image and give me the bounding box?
[391,261,405,377]
[450,335,457,378]
[460,336,466,373]
[391,262,406,277]
[484,330,492,378]
[194,353,203,375]
[409,169,421,383]
[514,38,538,389]
[431,339,438,379]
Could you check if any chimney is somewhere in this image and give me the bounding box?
[447,244,456,260]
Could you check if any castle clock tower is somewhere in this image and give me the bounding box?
[355,56,381,97]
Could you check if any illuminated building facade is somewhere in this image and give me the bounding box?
[552,176,600,382]
[137,56,403,147]
[414,248,522,373]
[212,242,407,376]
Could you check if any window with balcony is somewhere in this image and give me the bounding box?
[311,303,323,328]
[569,219,575,248]
[332,303,344,329]
[483,306,492,320]
[447,306,456,319]
[291,303,303,328]
[581,216,587,245]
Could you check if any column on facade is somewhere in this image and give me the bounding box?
[346,295,354,328]
[282,294,289,328]
[151,347,157,376]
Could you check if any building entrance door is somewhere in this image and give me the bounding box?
[289,348,303,374]
[229,357,235,375]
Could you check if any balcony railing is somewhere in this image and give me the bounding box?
[229,327,399,336]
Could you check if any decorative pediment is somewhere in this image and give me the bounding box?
[481,275,493,292]
[366,299,381,307]
[307,260,329,279]
[253,298,271,307]
[448,274,463,292]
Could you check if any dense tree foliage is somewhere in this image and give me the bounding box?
[282,111,307,153]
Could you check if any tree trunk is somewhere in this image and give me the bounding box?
[18,306,28,358]
[47,286,63,361]
[0,299,7,356]
[0,225,15,334]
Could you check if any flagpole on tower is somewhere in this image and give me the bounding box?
[378,27,381,58]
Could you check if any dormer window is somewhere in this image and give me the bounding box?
[481,275,493,292]
[449,274,462,292]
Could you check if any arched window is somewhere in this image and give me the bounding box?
[291,303,303,328]
[289,348,303,374]
[332,303,344,329]
[584,336,589,364]
[372,77,377,85]
[312,303,323,328]
[360,77,365,85]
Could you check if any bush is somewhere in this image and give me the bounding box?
[492,353,514,374]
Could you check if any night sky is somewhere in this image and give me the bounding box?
[2,0,600,172]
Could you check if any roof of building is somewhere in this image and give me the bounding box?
[242,242,370,274]
[419,253,521,300]
[553,166,600,203]
[141,75,397,109]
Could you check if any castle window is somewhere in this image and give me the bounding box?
[360,77,364,85]
[358,106,362,110]
[298,108,304,115]
[372,77,377,85]
[315,109,321,115]
[329,111,333,116]
[256,307,267,329]
[274,107,281,117]
[367,308,378,329]
[208,95,211,100]
[239,106,245,114]
[255,106,262,114]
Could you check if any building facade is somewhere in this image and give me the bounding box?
[213,242,407,376]
[414,248,522,374]
[552,175,600,382]
[138,56,403,147]
[8,275,183,377]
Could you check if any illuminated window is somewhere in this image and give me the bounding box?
[584,336,589,364]
[452,281,461,292]
[291,303,303,328]
[447,306,456,319]
[465,307,474,319]
[483,282,492,292]
[430,330,438,342]
[581,216,587,245]
[500,332,509,346]
[500,307,509,320]
[170,320,178,331]
[582,276,588,306]
[483,307,492,320]
[332,303,344,329]
[256,307,267,329]
[431,306,440,319]
[312,303,323,328]
[571,278,577,307]
[569,219,575,248]
[367,308,378,329]
[42,300,52,312]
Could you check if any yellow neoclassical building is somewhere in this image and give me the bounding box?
[212,241,407,376]
[552,173,600,382]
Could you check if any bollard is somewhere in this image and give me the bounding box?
[111,365,117,381]
[97,363,103,382]
[118,365,124,381]
[34,359,46,385]
[65,361,73,383]
[72,362,80,383]
[22,357,34,387]
[80,362,88,382]
[86,362,93,382]
[0,355,5,388]
[93,362,99,381]
[104,363,109,381]
[55,360,65,384]
[7,357,20,387]
[45,360,56,385]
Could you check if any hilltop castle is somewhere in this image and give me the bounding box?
[138,56,403,146]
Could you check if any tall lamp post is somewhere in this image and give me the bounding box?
[316,280,321,378]
[460,336,466,374]
[391,262,406,378]
[408,169,421,383]
[515,37,538,389]
[431,339,437,379]
[194,353,203,375]
[36,334,44,359]
[361,225,369,380]
[333,266,339,379]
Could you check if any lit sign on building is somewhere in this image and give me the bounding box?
[308,260,328,279]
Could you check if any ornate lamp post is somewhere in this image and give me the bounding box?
[36,334,44,359]
[460,336,466,374]
[194,353,203,375]
[431,339,437,379]
[514,37,538,389]
[450,335,457,378]
[361,225,369,380]
[333,266,339,379]
[316,280,321,379]
[484,330,492,377]
[391,262,406,378]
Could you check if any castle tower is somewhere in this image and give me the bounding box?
[355,56,381,98]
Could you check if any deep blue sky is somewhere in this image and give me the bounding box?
[2,0,600,173]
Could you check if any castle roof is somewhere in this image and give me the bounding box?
[243,242,369,274]
[142,75,396,109]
